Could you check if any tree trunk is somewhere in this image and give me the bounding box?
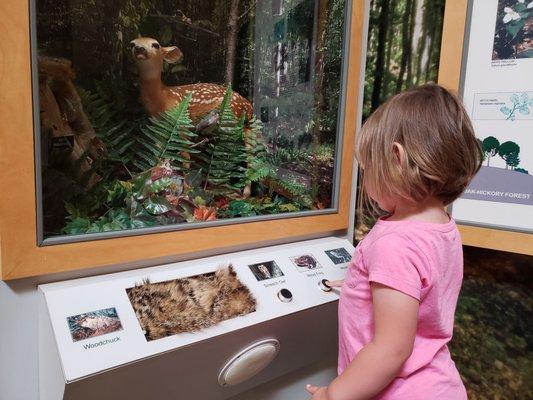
[408,0,424,86]
[312,0,330,145]
[225,0,240,86]
[247,0,255,99]
[424,1,444,82]
[366,0,378,61]
[382,0,396,100]
[396,0,413,92]
[414,0,429,85]
[370,0,390,112]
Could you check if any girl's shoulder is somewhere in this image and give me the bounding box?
[357,217,461,285]
[356,224,435,300]
[361,217,458,249]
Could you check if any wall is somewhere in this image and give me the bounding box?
[1,278,41,400]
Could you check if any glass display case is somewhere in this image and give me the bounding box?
[0,0,365,279]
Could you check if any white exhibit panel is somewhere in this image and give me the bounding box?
[39,236,353,400]
[453,0,533,232]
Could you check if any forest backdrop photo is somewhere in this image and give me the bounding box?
[362,1,532,399]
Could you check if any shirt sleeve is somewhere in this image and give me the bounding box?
[364,233,430,301]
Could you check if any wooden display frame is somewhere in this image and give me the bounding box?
[438,0,533,256]
[0,0,366,279]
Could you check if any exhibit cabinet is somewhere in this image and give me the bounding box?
[0,0,531,399]
[0,0,365,281]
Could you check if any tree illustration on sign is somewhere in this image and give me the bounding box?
[497,141,520,169]
[482,136,500,166]
[500,93,533,120]
[479,136,528,173]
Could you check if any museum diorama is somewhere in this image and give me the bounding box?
[0,0,531,399]
[36,0,348,240]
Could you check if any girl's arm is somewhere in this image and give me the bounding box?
[307,283,419,400]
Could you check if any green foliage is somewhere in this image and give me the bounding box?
[135,93,198,172]
[79,87,139,166]
[62,85,324,236]
[220,197,303,219]
[195,87,248,193]
[363,0,446,118]
[245,117,272,183]
[63,163,186,235]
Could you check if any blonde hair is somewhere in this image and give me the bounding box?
[356,84,482,215]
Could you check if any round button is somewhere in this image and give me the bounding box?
[319,279,332,292]
[277,288,293,302]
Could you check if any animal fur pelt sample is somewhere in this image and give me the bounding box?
[126,265,256,341]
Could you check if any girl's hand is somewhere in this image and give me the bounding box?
[306,384,330,400]
[325,279,344,288]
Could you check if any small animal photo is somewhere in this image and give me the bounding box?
[248,261,284,281]
[67,307,123,342]
[325,248,352,265]
[290,254,322,272]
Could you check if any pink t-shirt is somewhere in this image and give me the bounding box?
[338,217,467,399]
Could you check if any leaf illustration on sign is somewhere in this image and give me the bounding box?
[500,93,533,120]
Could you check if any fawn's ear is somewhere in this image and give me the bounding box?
[162,46,183,64]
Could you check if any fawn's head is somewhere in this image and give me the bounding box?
[129,37,183,78]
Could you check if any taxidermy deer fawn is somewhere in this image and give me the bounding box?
[130,37,254,195]
[129,37,253,121]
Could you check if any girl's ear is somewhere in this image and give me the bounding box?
[162,46,183,64]
[392,142,406,166]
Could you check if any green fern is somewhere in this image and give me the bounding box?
[196,87,248,193]
[134,93,198,172]
[244,116,271,183]
[78,87,137,164]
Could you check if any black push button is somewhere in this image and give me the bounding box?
[319,279,332,292]
[277,288,293,302]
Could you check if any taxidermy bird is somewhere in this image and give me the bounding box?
[127,265,256,341]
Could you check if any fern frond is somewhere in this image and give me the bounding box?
[135,93,198,171]
[79,87,137,163]
[197,87,249,193]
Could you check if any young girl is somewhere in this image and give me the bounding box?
[306,84,482,400]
